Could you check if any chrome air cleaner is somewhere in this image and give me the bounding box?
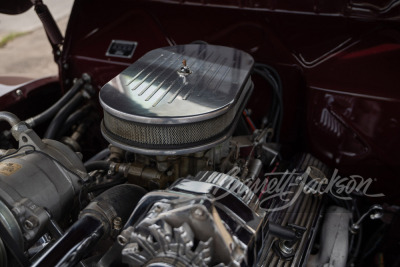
[100,44,254,155]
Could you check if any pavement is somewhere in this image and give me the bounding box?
[0,0,74,79]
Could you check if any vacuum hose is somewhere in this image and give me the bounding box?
[25,76,88,128]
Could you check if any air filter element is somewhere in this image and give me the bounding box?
[100,44,254,155]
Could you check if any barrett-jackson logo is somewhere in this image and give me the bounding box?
[212,166,384,212]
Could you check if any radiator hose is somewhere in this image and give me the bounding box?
[31,184,147,267]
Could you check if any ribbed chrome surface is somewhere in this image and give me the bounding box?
[193,171,260,211]
[100,44,254,124]
[100,44,254,154]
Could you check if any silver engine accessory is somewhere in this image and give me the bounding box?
[98,166,325,267]
[100,44,254,155]
[109,171,266,267]
[0,114,86,257]
[95,154,331,267]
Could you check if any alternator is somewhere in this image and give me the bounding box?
[113,171,267,267]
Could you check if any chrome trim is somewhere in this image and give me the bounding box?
[100,44,254,124]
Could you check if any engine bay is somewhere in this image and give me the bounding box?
[0,0,399,266]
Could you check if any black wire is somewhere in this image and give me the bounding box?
[253,66,283,137]
[253,66,283,142]
[268,91,278,126]
[262,67,283,137]
[0,145,36,161]
[256,69,280,131]
[255,63,283,89]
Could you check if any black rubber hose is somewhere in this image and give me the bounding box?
[84,160,111,172]
[268,222,297,241]
[44,91,85,139]
[32,185,146,267]
[56,102,93,139]
[0,112,21,127]
[87,176,127,193]
[85,148,110,164]
[25,79,84,128]
[83,184,147,224]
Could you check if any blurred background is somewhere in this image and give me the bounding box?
[0,0,74,79]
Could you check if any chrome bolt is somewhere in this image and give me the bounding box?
[15,89,23,96]
[153,204,164,213]
[279,240,294,255]
[192,208,206,220]
[123,242,139,253]
[82,73,91,83]
[113,217,122,231]
[117,235,128,246]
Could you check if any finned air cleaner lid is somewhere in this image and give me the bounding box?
[100,44,254,155]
